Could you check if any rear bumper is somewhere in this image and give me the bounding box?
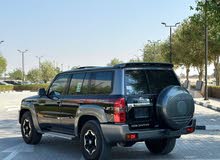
[101,119,196,143]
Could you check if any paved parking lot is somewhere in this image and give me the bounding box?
[0,92,220,160]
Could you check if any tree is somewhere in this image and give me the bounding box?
[193,0,220,84]
[40,61,59,83]
[143,42,165,63]
[129,57,142,62]
[26,68,42,83]
[9,69,23,80]
[171,15,205,81]
[0,54,7,76]
[71,66,80,70]
[107,58,123,66]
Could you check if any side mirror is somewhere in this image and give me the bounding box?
[38,88,46,97]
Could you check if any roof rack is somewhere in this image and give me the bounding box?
[76,66,100,69]
[114,62,173,68]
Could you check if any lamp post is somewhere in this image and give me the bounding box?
[17,49,28,83]
[204,0,208,100]
[161,22,180,63]
[0,41,5,80]
[61,64,63,71]
[36,56,43,69]
[148,40,161,54]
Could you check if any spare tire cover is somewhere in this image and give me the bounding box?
[156,86,194,130]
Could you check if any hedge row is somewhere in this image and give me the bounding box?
[0,84,49,92]
[0,85,14,92]
[189,84,220,98]
[208,86,220,99]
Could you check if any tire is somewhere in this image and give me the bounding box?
[145,138,176,155]
[80,120,111,160]
[21,111,42,144]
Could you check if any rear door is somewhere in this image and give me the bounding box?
[124,69,180,129]
[60,72,86,133]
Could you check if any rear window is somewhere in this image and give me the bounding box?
[125,69,179,95]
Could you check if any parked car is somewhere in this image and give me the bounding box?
[19,63,196,160]
[4,80,22,85]
[0,81,12,85]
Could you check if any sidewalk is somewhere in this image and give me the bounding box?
[194,97,220,112]
[194,97,220,131]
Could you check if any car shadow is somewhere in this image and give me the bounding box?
[0,131,220,160]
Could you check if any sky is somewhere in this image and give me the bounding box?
[0,0,201,74]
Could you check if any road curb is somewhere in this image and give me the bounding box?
[0,90,34,94]
[194,100,220,112]
[0,91,16,94]
[196,125,206,130]
[196,125,220,131]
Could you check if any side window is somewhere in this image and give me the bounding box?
[49,74,69,96]
[90,71,113,94]
[81,73,90,94]
[68,73,85,95]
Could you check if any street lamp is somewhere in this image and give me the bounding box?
[61,64,63,71]
[17,49,28,83]
[0,41,5,80]
[36,56,43,69]
[148,40,161,54]
[161,22,180,63]
[204,0,208,100]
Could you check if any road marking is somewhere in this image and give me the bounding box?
[2,143,33,160]
[80,156,84,160]
[206,125,220,131]
[3,105,18,109]
[3,151,18,160]
[6,108,19,112]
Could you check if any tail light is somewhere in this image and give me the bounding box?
[114,98,126,123]
[126,133,138,140]
[186,127,195,133]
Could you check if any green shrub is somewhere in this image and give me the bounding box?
[0,85,14,92]
[190,85,196,89]
[208,85,220,89]
[13,84,49,91]
[208,85,220,98]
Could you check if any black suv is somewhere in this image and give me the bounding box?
[19,63,196,160]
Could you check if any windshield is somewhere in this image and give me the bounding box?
[125,69,180,95]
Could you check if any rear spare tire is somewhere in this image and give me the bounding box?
[157,86,194,130]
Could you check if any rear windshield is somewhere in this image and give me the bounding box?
[125,69,180,95]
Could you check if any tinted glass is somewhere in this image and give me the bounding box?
[125,70,149,95]
[90,71,113,94]
[80,71,113,94]
[69,73,85,95]
[125,69,179,95]
[146,70,179,94]
[81,73,90,94]
[49,74,69,96]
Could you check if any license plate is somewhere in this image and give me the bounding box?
[134,108,149,119]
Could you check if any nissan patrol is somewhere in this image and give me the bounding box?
[19,63,196,160]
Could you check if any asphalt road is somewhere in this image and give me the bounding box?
[0,91,220,160]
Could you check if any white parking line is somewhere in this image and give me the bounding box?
[6,108,19,112]
[3,105,18,109]
[2,143,33,160]
[3,151,18,160]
